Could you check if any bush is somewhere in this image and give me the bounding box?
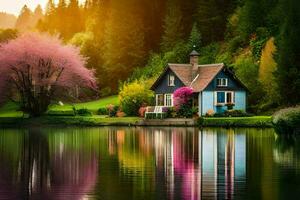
[173,87,194,118]
[273,106,300,135]
[119,80,154,116]
[198,116,272,127]
[76,108,92,116]
[165,107,177,118]
[98,107,109,115]
[107,104,119,117]
[145,113,167,119]
[206,110,252,117]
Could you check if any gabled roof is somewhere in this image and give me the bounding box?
[151,63,248,92]
[190,63,224,92]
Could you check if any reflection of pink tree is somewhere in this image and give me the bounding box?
[34,151,98,200]
[172,132,201,200]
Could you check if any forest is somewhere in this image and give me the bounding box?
[1,0,300,114]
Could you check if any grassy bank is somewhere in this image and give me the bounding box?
[0,115,273,127]
[0,116,140,127]
[48,95,119,113]
[0,100,273,128]
[199,116,273,127]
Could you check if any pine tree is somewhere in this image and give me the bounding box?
[275,0,300,105]
[103,0,146,91]
[65,0,84,39]
[33,5,44,26]
[161,0,184,52]
[15,5,33,31]
[196,0,221,44]
[188,23,202,52]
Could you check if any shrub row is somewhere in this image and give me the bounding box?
[145,113,167,119]
[198,116,273,127]
[273,106,300,134]
[210,110,253,118]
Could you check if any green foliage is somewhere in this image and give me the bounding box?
[98,107,109,115]
[249,27,270,60]
[76,108,92,116]
[233,53,264,107]
[119,80,154,116]
[161,0,184,52]
[259,37,279,104]
[273,106,300,134]
[198,116,273,127]
[188,23,202,52]
[165,107,177,118]
[0,29,18,43]
[145,113,167,119]
[275,0,300,105]
[107,105,120,117]
[211,110,253,117]
[198,43,220,64]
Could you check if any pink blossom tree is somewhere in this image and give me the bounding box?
[0,33,97,116]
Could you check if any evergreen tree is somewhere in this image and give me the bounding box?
[15,5,33,31]
[103,0,146,91]
[196,0,221,43]
[33,5,44,26]
[188,23,202,52]
[161,0,184,52]
[275,0,300,105]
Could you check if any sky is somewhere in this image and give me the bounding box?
[0,0,84,16]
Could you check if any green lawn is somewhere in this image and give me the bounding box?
[48,95,119,113]
[0,96,119,118]
[0,102,24,118]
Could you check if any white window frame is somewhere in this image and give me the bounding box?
[164,94,173,107]
[168,75,175,86]
[214,91,235,106]
[217,78,228,87]
[156,94,164,106]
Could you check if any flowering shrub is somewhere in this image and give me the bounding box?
[173,87,194,118]
[173,87,194,110]
[138,106,147,117]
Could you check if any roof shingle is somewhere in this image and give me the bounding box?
[168,63,224,92]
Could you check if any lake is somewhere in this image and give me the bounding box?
[0,127,299,200]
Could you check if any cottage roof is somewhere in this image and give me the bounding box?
[168,63,224,92]
[151,62,248,92]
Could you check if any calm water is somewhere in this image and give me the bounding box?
[0,127,299,200]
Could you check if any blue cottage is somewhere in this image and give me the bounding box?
[150,51,248,116]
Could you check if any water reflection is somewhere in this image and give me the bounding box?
[0,127,299,200]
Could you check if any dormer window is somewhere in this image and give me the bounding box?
[168,75,175,86]
[217,78,228,87]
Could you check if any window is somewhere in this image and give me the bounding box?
[217,78,228,87]
[217,92,226,104]
[168,75,175,86]
[215,91,235,105]
[156,94,164,106]
[165,94,173,107]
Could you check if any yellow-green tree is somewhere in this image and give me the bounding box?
[119,80,154,116]
[259,37,279,103]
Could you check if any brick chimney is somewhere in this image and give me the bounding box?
[190,50,200,80]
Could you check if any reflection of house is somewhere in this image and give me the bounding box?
[150,51,248,116]
[201,129,246,199]
[152,128,246,200]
